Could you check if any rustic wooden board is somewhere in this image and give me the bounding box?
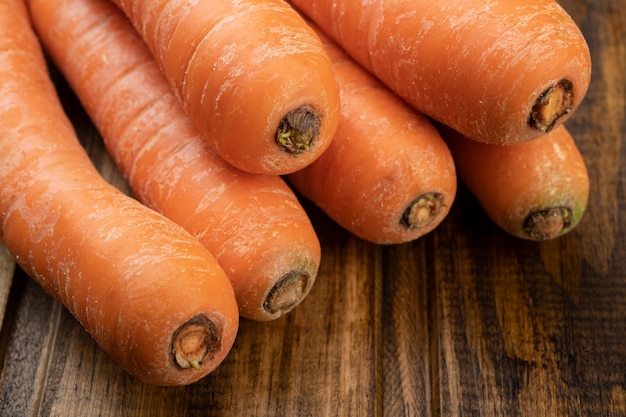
[426,2,626,415]
[0,0,624,416]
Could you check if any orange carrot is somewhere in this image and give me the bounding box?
[0,0,239,386]
[439,124,589,240]
[105,0,340,175]
[287,23,457,244]
[289,0,592,145]
[28,0,322,321]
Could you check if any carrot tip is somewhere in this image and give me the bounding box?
[529,79,574,133]
[171,314,221,371]
[276,105,321,155]
[523,207,572,240]
[263,270,311,316]
[400,192,446,231]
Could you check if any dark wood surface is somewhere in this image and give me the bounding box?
[1,0,624,415]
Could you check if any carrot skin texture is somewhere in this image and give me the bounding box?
[107,0,340,175]
[287,25,457,244]
[439,124,589,240]
[289,0,592,145]
[28,0,321,321]
[1,0,239,385]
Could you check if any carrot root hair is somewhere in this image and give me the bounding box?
[400,192,446,231]
[276,104,322,155]
[523,206,573,241]
[263,269,311,315]
[529,79,574,133]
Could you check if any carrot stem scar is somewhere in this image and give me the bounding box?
[263,270,311,315]
[276,105,321,155]
[400,193,446,230]
[171,315,222,370]
[523,207,573,240]
[529,79,574,133]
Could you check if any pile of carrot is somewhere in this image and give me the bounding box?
[286,0,591,241]
[287,21,458,244]
[0,0,592,385]
[28,0,322,322]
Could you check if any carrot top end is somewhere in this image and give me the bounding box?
[528,79,574,133]
[170,314,221,371]
[276,105,321,155]
[400,192,446,231]
[263,269,311,317]
[523,206,573,240]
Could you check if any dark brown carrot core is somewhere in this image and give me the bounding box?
[523,207,572,240]
[529,79,574,132]
[171,314,221,370]
[400,192,445,230]
[263,270,310,315]
[276,105,321,155]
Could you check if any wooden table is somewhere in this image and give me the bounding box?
[1,0,624,415]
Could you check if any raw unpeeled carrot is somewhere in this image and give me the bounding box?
[287,24,457,244]
[28,0,322,321]
[289,0,592,145]
[0,0,239,386]
[439,123,589,240]
[106,0,340,175]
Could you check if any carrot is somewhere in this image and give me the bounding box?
[438,123,589,240]
[288,0,592,145]
[0,0,239,386]
[105,0,340,175]
[27,0,322,321]
[287,23,457,244]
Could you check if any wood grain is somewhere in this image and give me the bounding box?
[0,0,624,415]
[428,1,626,415]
